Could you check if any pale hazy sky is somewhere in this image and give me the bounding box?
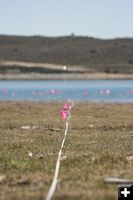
[0,0,133,38]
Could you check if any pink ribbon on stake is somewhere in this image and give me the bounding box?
[60,110,69,120]
[60,101,73,121]
[63,103,70,110]
[46,100,74,200]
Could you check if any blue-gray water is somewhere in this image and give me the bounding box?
[0,80,133,102]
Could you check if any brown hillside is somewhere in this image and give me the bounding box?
[0,35,133,74]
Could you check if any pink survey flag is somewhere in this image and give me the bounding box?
[60,100,73,120]
[63,103,70,110]
[2,88,7,94]
[60,110,69,120]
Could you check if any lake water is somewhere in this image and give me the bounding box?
[0,80,133,102]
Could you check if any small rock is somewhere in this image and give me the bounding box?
[60,156,67,161]
[91,157,96,161]
[10,176,31,186]
[48,152,55,156]
[36,154,44,159]
[127,154,133,161]
[0,175,6,183]
[89,124,94,128]
[82,153,88,156]
[104,177,133,184]
[20,125,30,130]
[28,151,33,157]
[32,126,38,129]
[17,176,30,185]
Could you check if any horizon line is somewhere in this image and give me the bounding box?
[0,33,133,40]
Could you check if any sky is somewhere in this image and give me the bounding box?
[0,0,133,39]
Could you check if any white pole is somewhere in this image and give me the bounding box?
[45,121,69,200]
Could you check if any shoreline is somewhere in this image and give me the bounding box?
[0,61,133,80]
[1,72,133,80]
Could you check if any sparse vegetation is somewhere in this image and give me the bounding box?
[0,102,133,200]
[0,35,133,74]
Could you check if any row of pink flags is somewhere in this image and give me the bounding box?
[1,88,133,96]
[1,88,111,95]
[1,88,61,96]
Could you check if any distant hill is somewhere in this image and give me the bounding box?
[0,35,133,74]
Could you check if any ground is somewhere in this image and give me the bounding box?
[0,102,133,200]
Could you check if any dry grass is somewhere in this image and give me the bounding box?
[0,102,133,200]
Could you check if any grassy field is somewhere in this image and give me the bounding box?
[0,102,133,200]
